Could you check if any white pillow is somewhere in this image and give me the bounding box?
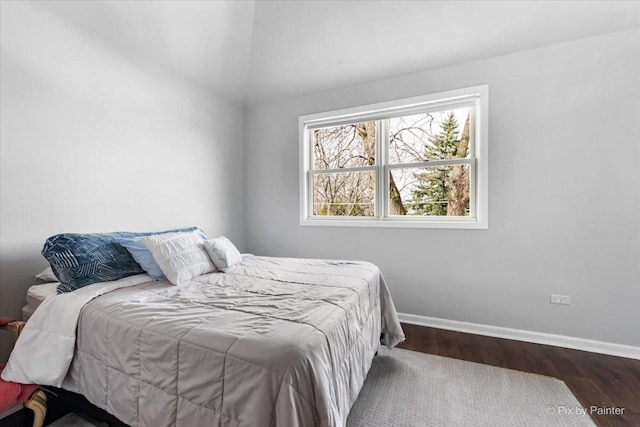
[142,232,215,285]
[204,236,242,272]
[35,266,58,282]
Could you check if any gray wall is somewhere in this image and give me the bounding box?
[0,3,245,360]
[245,28,640,347]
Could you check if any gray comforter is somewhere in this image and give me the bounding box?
[63,256,405,427]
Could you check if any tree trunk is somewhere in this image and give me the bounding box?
[358,122,376,167]
[356,122,406,215]
[447,114,470,216]
[388,171,406,215]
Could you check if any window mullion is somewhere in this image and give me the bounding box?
[387,158,473,169]
[309,166,377,174]
[378,119,388,220]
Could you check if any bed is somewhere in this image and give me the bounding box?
[5,254,405,427]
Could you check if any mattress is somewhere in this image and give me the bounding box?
[22,282,58,320]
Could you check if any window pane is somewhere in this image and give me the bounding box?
[390,165,470,216]
[312,171,375,216]
[388,108,471,164]
[312,121,376,170]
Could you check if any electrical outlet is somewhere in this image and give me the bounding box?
[550,294,571,305]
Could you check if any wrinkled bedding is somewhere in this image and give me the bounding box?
[4,274,153,385]
[18,256,405,426]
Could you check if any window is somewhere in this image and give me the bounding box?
[299,85,488,229]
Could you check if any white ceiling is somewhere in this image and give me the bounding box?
[35,0,640,105]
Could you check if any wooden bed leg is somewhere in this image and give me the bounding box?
[24,389,47,427]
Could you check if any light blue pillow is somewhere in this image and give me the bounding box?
[117,237,166,280]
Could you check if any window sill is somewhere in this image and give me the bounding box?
[300,218,488,229]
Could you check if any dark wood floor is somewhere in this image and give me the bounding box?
[399,323,640,427]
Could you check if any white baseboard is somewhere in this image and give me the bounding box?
[398,312,640,360]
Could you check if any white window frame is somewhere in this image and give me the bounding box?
[299,85,488,229]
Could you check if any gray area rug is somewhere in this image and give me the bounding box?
[49,348,594,427]
[48,412,106,427]
[347,348,594,427]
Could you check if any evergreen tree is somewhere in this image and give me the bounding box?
[408,112,462,215]
[425,112,460,161]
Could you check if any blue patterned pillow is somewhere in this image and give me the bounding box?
[43,227,201,293]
